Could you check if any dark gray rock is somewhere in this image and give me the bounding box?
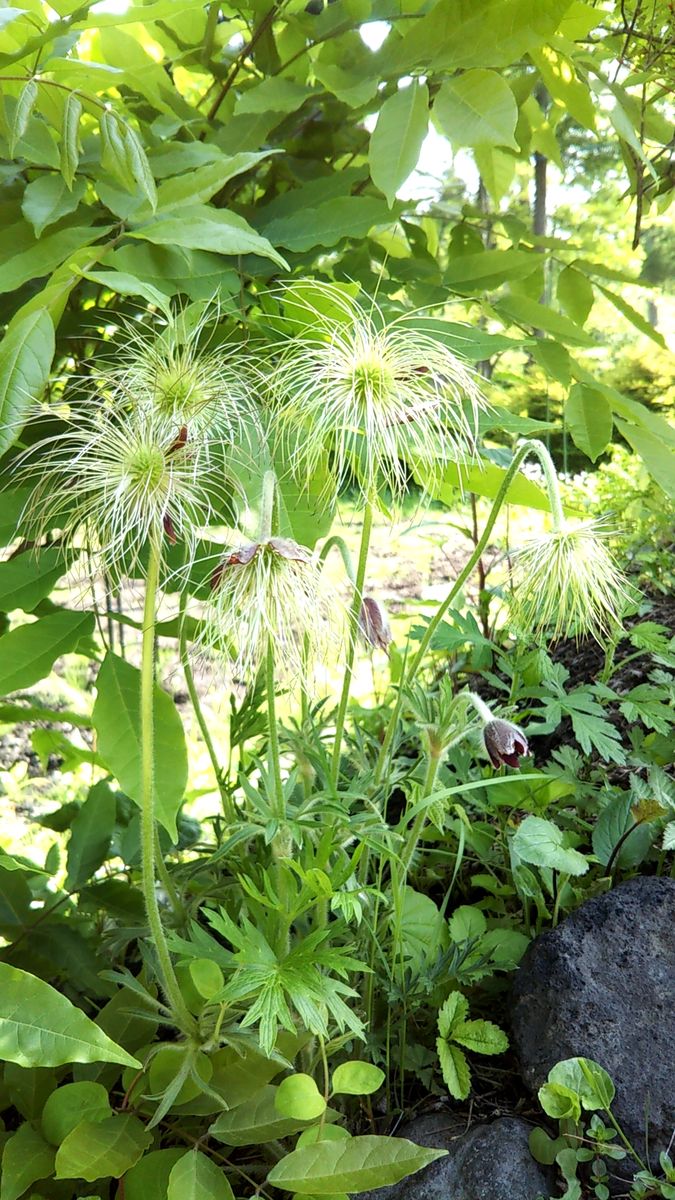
[355,1115,551,1200]
[511,875,675,1189]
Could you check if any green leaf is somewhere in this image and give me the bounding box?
[260,196,393,253]
[0,547,72,613]
[168,1150,235,1200]
[41,1082,112,1146]
[424,458,553,512]
[512,816,589,876]
[496,294,593,344]
[129,205,287,268]
[235,78,311,115]
[530,46,596,130]
[189,958,225,1000]
[437,991,469,1039]
[437,1039,471,1100]
[0,308,54,456]
[0,1123,55,1200]
[538,1081,581,1122]
[434,70,518,149]
[0,609,94,694]
[122,121,157,211]
[451,1020,509,1055]
[598,284,667,348]
[0,962,141,1068]
[60,90,82,189]
[445,248,537,291]
[54,1115,151,1181]
[21,175,86,237]
[614,418,675,501]
[592,794,653,870]
[369,81,429,208]
[0,220,104,297]
[473,145,516,204]
[557,265,594,326]
[154,151,277,213]
[331,1061,384,1097]
[79,267,172,316]
[210,1086,328,1147]
[92,653,187,840]
[267,1135,447,1193]
[448,905,487,943]
[124,1150,188,1200]
[98,111,156,209]
[275,1075,326,1120]
[548,1057,615,1111]
[9,79,37,155]
[565,383,612,462]
[65,780,116,891]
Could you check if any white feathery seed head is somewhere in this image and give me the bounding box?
[269,282,486,504]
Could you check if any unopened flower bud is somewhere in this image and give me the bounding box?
[483,718,529,768]
[359,596,392,651]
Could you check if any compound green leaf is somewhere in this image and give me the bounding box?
[369,81,429,207]
[0,962,141,1068]
[54,1115,150,1181]
[434,70,518,149]
[0,609,94,694]
[0,308,54,456]
[92,652,187,840]
[168,1150,235,1200]
[452,1020,509,1055]
[437,1039,471,1100]
[267,1134,446,1193]
[21,175,86,237]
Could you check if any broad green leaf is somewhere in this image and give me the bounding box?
[452,1020,508,1055]
[189,958,225,1000]
[22,175,86,237]
[434,70,518,149]
[512,816,589,876]
[79,267,172,316]
[530,46,596,130]
[92,652,188,839]
[0,546,71,613]
[267,1135,447,1193]
[424,458,553,512]
[65,780,116,891]
[124,1150,188,1200]
[0,218,105,296]
[73,0,209,26]
[613,418,675,501]
[9,78,37,155]
[0,962,141,1068]
[548,1057,615,1111]
[3,1062,56,1120]
[496,294,594,345]
[538,1081,581,1122]
[448,906,487,943]
[0,868,31,930]
[154,151,277,212]
[122,121,157,211]
[260,196,392,252]
[598,284,667,348]
[0,308,54,456]
[369,81,429,207]
[205,1046,286,1109]
[0,1123,55,1200]
[168,1150,235,1200]
[331,1061,384,1097]
[437,1039,471,1100]
[54,1115,150,1181]
[532,339,571,387]
[210,1085,327,1146]
[99,112,157,210]
[297,1126,351,1149]
[445,248,537,290]
[60,90,82,188]
[0,609,94,694]
[396,887,447,971]
[129,205,287,268]
[565,383,612,462]
[437,991,469,1039]
[557,265,594,325]
[473,145,516,203]
[275,1074,326,1120]
[41,1082,112,1146]
[592,794,653,870]
[235,78,311,115]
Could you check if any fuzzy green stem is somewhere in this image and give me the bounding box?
[140,542,195,1033]
[178,592,236,823]
[259,470,277,543]
[319,535,356,584]
[465,691,494,724]
[399,750,442,875]
[374,439,561,783]
[330,502,374,785]
[153,829,184,922]
[266,640,285,821]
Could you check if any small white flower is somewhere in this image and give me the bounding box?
[270,282,485,504]
[510,519,633,643]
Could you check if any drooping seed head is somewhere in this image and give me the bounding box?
[270,282,486,505]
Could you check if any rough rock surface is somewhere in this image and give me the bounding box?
[511,875,675,1188]
[355,1115,551,1200]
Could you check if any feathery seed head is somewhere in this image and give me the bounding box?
[270,282,485,505]
[510,519,632,644]
[206,536,338,684]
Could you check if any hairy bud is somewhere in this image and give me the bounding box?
[359,596,392,651]
[483,718,529,768]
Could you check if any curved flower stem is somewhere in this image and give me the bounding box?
[374,439,562,783]
[140,541,196,1033]
[330,501,374,786]
[319,535,356,584]
[178,592,237,823]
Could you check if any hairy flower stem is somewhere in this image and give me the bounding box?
[319,535,356,584]
[140,542,196,1033]
[331,501,374,785]
[374,440,561,784]
[266,641,285,822]
[399,748,442,876]
[267,640,291,955]
[178,592,236,823]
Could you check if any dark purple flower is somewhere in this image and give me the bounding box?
[483,718,529,768]
[359,596,392,651]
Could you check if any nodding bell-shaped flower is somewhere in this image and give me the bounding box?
[358,596,392,652]
[206,536,338,685]
[270,281,486,505]
[483,718,529,769]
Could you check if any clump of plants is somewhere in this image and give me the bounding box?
[0,282,671,1200]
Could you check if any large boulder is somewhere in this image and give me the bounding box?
[511,875,675,1188]
[355,1114,552,1200]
